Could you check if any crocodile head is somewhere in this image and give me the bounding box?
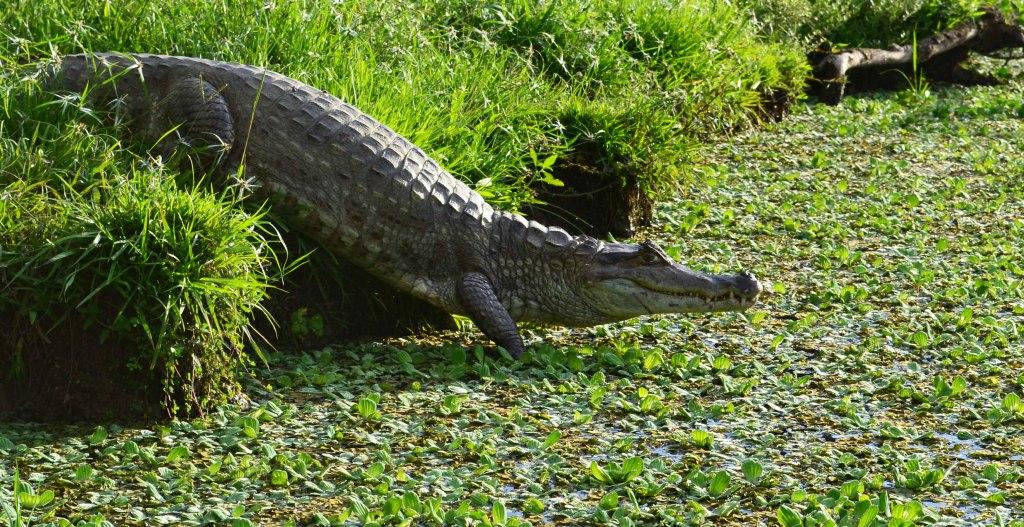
[576,240,762,324]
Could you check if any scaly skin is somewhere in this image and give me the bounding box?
[52,52,763,356]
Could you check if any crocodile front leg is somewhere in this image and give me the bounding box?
[148,76,235,169]
[457,272,525,358]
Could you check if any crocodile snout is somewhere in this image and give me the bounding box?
[736,271,762,298]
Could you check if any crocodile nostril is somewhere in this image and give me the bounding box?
[737,271,763,297]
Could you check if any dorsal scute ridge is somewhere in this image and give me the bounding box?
[524,221,548,248]
[444,186,469,214]
[543,226,574,249]
[508,213,529,232]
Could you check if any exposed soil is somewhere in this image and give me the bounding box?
[0,311,164,423]
[254,230,457,353]
[757,87,795,122]
[523,147,652,239]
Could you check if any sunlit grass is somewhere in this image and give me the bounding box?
[741,0,1023,47]
[0,56,283,416]
[1,0,806,206]
[0,0,809,416]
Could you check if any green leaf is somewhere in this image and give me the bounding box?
[271,470,288,486]
[590,461,613,484]
[238,415,260,431]
[357,397,378,419]
[425,497,444,521]
[598,491,620,510]
[708,470,730,496]
[742,459,763,484]
[957,307,973,326]
[492,500,507,525]
[639,395,662,414]
[403,491,422,513]
[691,430,714,449]
[383,497,402,515]
[877,491,890,516]
[524,497,545,514]
[891,501,922,522]
[18,490,55,508]
[840,480,863,498]
[854,502,878,527]
[984,492,1006,505]
[541,174,564,187]
[541,430,561,450]
[75,464,94,481]
[365,462,385,480]
[165,445,190,463]
[1002,393,1022,413]
[589,388,607,408]
[620,457,644,482]
[122,440,140,456]
[932,376,951,397]
[777,505,803,527]
[88,426,108,445]
[643,352,663,371]
[350,496,370,519]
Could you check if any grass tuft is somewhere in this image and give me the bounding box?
[0,58,282,417]
[0,0,809,416]
[742,0,1023,48]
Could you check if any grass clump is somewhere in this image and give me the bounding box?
[553,91,683,194]
[2,0,559,211]
[3,0,807,211]
[0,60,281,418]
[0,0,809,416]
[743,0,1024,48]
[425,0,808,190]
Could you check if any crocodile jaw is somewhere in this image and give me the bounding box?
[576,241,762,324]
[584,274,761,321]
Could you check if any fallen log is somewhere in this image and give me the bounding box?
[809,7,1024,104]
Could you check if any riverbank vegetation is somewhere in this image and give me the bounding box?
[2,1,1023,524]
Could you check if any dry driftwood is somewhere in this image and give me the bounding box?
[810,8,1024,104]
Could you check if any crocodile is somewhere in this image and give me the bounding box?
[51,52,763,357]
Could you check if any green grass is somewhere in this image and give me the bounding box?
[2,0,806,206]
[0,58,283,415]
[742,0,1024,48]
[2,1,1022,523]
[0,0,809,416]
[2,0,561,210]
[2,70,1022,527]
[422,0,807,188]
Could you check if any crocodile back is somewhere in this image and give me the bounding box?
[57,53,502,309]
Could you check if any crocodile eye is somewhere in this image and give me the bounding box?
[640,241,672,265]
